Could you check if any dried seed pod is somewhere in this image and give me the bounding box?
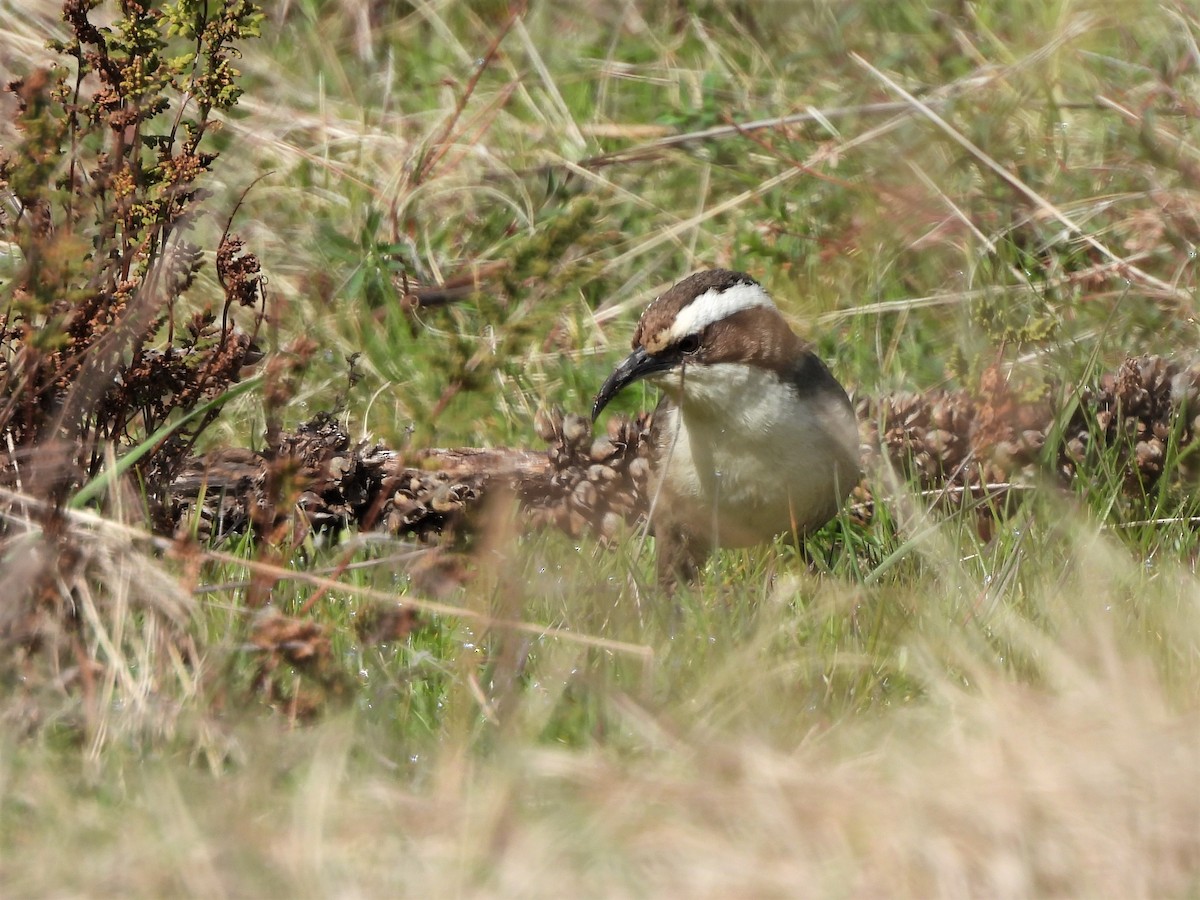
[1136,439,1164,472]
[587,463,616,483]
[607,493,635,516]
[589,438,617,462]
[430,485,461,513]
[598,511,623,539]
[558,508,586,537]
[562,414,590,448]
[572,480,597,510]
[553,505,572,530]
[1020,430,1045,452]
[627,456,650,485]
[534,408,560,443]
[924,429,954,454]
[391,495,420,518]
[296,489,324,508]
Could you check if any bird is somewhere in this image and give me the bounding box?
[591,269,860,587]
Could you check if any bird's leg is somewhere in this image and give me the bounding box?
[652,521,708,636]
[794,538,821,572]
[654,520,708,591]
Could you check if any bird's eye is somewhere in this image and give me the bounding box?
[677,334,701,354]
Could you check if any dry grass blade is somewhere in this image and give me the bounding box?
[412,2,527,186]
[574,101,937,170]
[816,255,1155,324]
[852,51,1192,306]
[0,487,654,663]
[0,494,200,752]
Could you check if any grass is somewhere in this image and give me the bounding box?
[2,0,1200,895]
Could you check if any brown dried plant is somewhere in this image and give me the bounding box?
[0,0,266,740]
[0,0,266,509]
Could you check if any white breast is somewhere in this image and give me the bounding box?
[653,363,859,548]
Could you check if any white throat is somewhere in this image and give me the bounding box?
[653,362,858,546]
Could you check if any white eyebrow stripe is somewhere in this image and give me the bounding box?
[665,281,775,342]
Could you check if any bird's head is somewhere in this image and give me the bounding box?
[591,269,809,420]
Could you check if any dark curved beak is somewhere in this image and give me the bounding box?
[591,346,677,421]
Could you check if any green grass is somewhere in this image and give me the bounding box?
[2,0,1200,894]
